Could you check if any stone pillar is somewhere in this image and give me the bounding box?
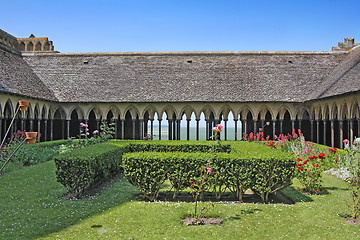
[272,119,276,139]
[196,119,200,141]
[132,119,136,140]
[234,119,238,141]
[0,117,2,141]
[121,120,125,139]
[187,119,191,141]
[66,119,70,139]
[316,119,320,144]
[310,120,314,142]
[291,119,295,132]
[241,119,246,137]
[350,119,354,146]
[253,119,257,134]
[205,119,209,140]
[150,119,154,138]
[323,120,327,146]
[114,119,119,139]
[330,119,335,147]
[177,120,181,140]
[37,119,41,136]
[29,118,34,132]
[224,119,228,141]
[158,119,162,140]
[339,120,344,149]
[50,119,53,141]
[140,119,144,140]
[44,119,48,142]
[96,119,100,131]
[279,119,283,135]
[168,119,172,140]
[61,120,65,139]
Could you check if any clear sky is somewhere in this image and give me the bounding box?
[1,0,360,53]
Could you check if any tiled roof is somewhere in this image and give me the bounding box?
[311,45,360,100]
[0,49,57,101]
[22,51,345,103]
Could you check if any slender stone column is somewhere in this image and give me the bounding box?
[168,119,172,140]
[37,119,41,136]
[339,120,344,149]
[29,118,34,131]
[50,119,53,141]
[310,120,314,142]
[196,119,200,141]
[140,119,144,140]
[279,119,283,135]
[298,120,302,133]
[132,119,136,140]
[323,120,327,146]
[291,119,295,132]
[224,119,228,141]
[187,119,190,141]
[66,119,70,139]
[205,119,209,140]
[61,120,65,139]
[0,117,3,140]
[150,119,154,138]
[96,119,100,131]
[177,120,181,140]
[253,119,257,134]
[272,119,276,139]
[114,119,119,139]
[330,119,335,147]
[44,119,48,142]
[350,119,354,146]
[121,120,125,139]
[158,119,162,140]
[241,119,246,137]
[316,119,320,144]
[234,119,238,141]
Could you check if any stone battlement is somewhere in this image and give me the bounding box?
[17,34,55,52]
[332,38,359,51]
[0,29,21,54]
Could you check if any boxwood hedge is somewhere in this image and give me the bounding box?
[54,140,295,202]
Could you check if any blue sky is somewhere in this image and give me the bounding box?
[1,0,360,53]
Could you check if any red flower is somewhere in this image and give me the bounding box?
[318,153,325,159]
[296,158,302,162]
[314,164,319,167]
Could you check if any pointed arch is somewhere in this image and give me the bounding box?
[86,106,103,120]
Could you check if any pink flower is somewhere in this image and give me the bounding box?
[207,167,213,173]
[80,123,84,127]
[216,124,223,130]
[211,127,218,132]
[344,139,349,144]
[86,132,89,135]
[93,130,99,134]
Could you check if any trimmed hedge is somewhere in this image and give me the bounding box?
[54,142,129,197]
[122,142,295,202]
[127,141,231,153]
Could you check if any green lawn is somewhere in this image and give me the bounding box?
[0,160,359,239]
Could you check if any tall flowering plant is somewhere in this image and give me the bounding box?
[189,124,222,222]
[342,139,360,219]
[290,129,327,193]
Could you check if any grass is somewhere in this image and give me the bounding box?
[0,159,359,239]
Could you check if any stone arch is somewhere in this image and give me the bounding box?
[350,99,360,119]
[105,105,120,119]
[19,41,25,51]
[34,41,42,51]
[340,101,349,120]
[86,106,103,120]
[52,106,66,140]
[44,42,50,51]
[26,42,33,51]
[143,105,159,120]
[124,105,140,140]
[2,100,14,140]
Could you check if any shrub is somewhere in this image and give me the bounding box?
[54,142,128,198]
